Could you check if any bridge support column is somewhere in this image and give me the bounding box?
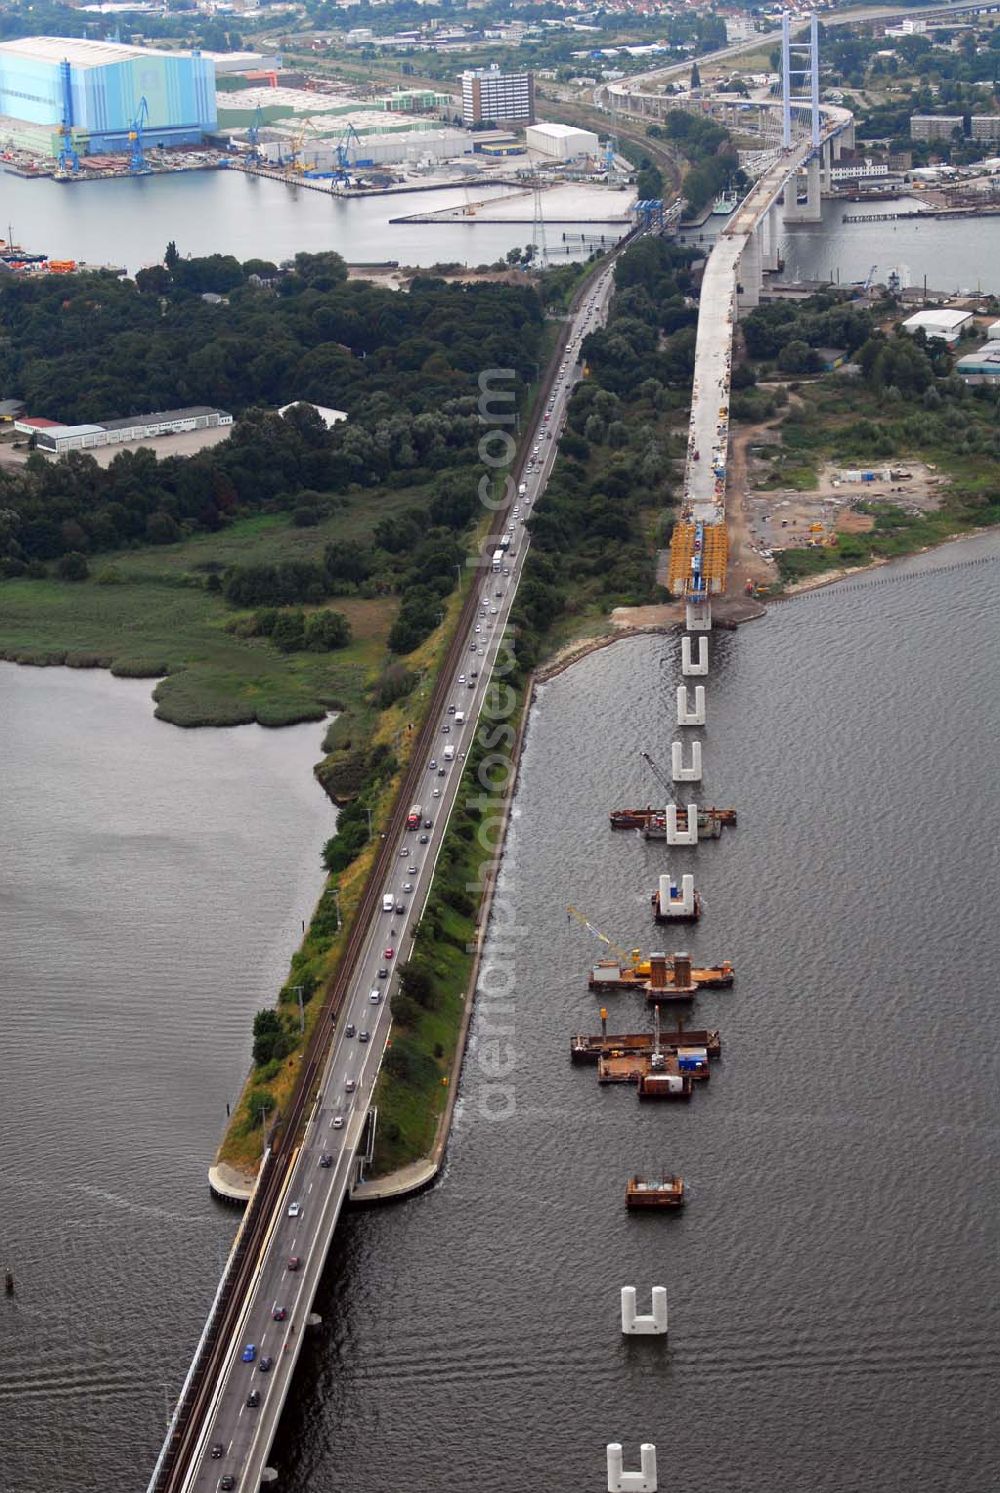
[764,205,781,271]
[685,598,711,631]
[786,157,823,224]
[820,138,833,194]
[658,873,696,920]
[681,635,707,675]
[671,740,702,783]
[621,1286,668,1336]
[805,155,822,219]
[676,685,706,727]
[738,231,762,315]
[607,1444,657,1493]
[666,803,698,846]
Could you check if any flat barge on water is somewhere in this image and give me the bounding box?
[571,1024,721,1064]
[626,1174,686,1209]
[588,954,733,992]
[610,805,737,834]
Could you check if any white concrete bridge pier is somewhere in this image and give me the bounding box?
[621,1286,669,1336]
[784,154,822,223]
[607,1444,658,1492]
[760,205,781,274]
[671,740,702,783]
[738,230,763,314]
[681,635,708,676]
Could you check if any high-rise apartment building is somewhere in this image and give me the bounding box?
[461,66,534,126]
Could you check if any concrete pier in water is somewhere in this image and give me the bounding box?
[681,635,708,676]
[607,1443,658,1492]
[671,740,702,782]
[665,803,698,846]
[621,1286,668,1336]
[676,685,706,727]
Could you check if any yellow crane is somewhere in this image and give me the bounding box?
[287,115,322,173]
[566,906,642,967]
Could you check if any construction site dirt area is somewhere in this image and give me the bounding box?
[745,459,946,553]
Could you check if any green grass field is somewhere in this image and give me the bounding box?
[0,497,418,726]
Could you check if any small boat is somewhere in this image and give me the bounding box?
[625,1174,686,1209]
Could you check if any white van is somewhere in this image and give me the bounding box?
[443,745,455,762]
[454,711,465,725]
[382,893,394,912]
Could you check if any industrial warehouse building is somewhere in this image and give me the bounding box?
[0,37,217,157]
[526,122,599,160]
[955,342,1000,382]
[901,308,972,343]
[14,406,232,454]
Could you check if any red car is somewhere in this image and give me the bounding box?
[383,947,395,960]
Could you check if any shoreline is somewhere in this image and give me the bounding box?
[774,523,997,602]
[350,682,533,1203]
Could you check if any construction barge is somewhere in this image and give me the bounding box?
[626,1174,686,1210]
[610,805,737,835]
[595,1008,710,1088]
[571,1024,721,1064]
[589,954,733,992]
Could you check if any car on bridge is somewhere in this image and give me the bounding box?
[218,1478,235,1491]
[319,1154,333,1168]
[287,1255,301,1271]
[241,1345,257,1363]
[333,1115,345,1129]
[259,1356,273,1373]
[273,1306,287,1321]
[246,1390,260,1409]
[210,1444,225,1460]
[287,1200,301,1218]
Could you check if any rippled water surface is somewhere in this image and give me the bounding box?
[274,536,1000,1493]
[0,665,332,1492]
[4,535,1000,1492]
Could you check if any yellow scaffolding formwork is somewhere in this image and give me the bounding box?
[667,522,728,597]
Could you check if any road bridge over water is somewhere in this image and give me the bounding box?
[604,14,854,613]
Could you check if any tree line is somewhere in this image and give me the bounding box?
[0,252,544,577]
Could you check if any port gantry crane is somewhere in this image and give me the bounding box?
[56,59,79,176]
[128,96,150,174]
[247,103,264,163]
[332,122,364,188]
